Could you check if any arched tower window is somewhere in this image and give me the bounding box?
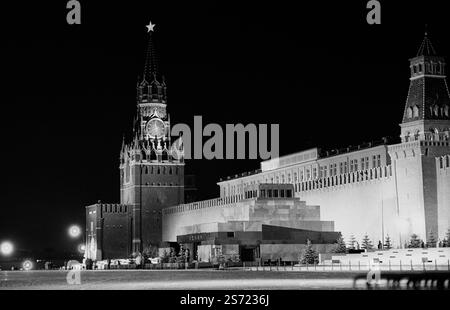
[431,105,439,117]
[407,107,413,118]
[413,105,419,118]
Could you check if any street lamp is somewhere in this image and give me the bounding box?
[68,225,81,238]
[22,260,33,271]
[78,244,86,254]
[0,241,14,256]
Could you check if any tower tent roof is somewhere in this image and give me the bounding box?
[402,32,450,124]
[416,32,437,57]
[143,30,160,82]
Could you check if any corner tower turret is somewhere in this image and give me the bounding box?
[388,31,450,246]
[401,32,450,142]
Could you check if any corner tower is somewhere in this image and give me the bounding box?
[119,22,185,252]
[389,32,450,245]
[400,32,450,142]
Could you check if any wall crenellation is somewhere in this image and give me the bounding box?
[295,165,392,193]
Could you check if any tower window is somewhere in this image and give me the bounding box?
[433,105,439,117]
[419,64,423,72]
[407,107,413,118]
[413,105,420,118]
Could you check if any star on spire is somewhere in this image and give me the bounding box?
[146,21,156,32]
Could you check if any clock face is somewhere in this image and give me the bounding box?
[146,118,165,139]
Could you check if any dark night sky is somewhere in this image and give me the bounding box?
[1,1,449,255]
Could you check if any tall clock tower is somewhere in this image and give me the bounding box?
[120,22,184,251]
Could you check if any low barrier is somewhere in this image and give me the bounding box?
[243,260,450,272]
[104,262,201,270]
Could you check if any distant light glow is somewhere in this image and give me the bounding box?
[0,241,14,256]
[68,225,81,238]
[78,244,86,253]
[23,260,33,271]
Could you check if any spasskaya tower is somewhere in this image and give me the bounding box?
[119,21,184,251]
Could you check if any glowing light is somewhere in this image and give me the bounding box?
[22,260,33,271]
[0,241,14,256]
[78,244,86,253]
[68,225,81,238]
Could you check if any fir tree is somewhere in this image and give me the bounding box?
[332,235,347,253]
[427,230,437,248]
[160,249,170,263]
[408,234,422,248]
[361,234,373,251]
[168,247,177,263]
[143,243,159,259]
[299,239,319,264]
[347,235,356,250]
[177,243,187,263]
[384,235,392,249]
[445,229,450,247]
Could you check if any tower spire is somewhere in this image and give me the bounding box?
[143,21,158,82]
[137,21,167,104]
[417,29,437,57]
